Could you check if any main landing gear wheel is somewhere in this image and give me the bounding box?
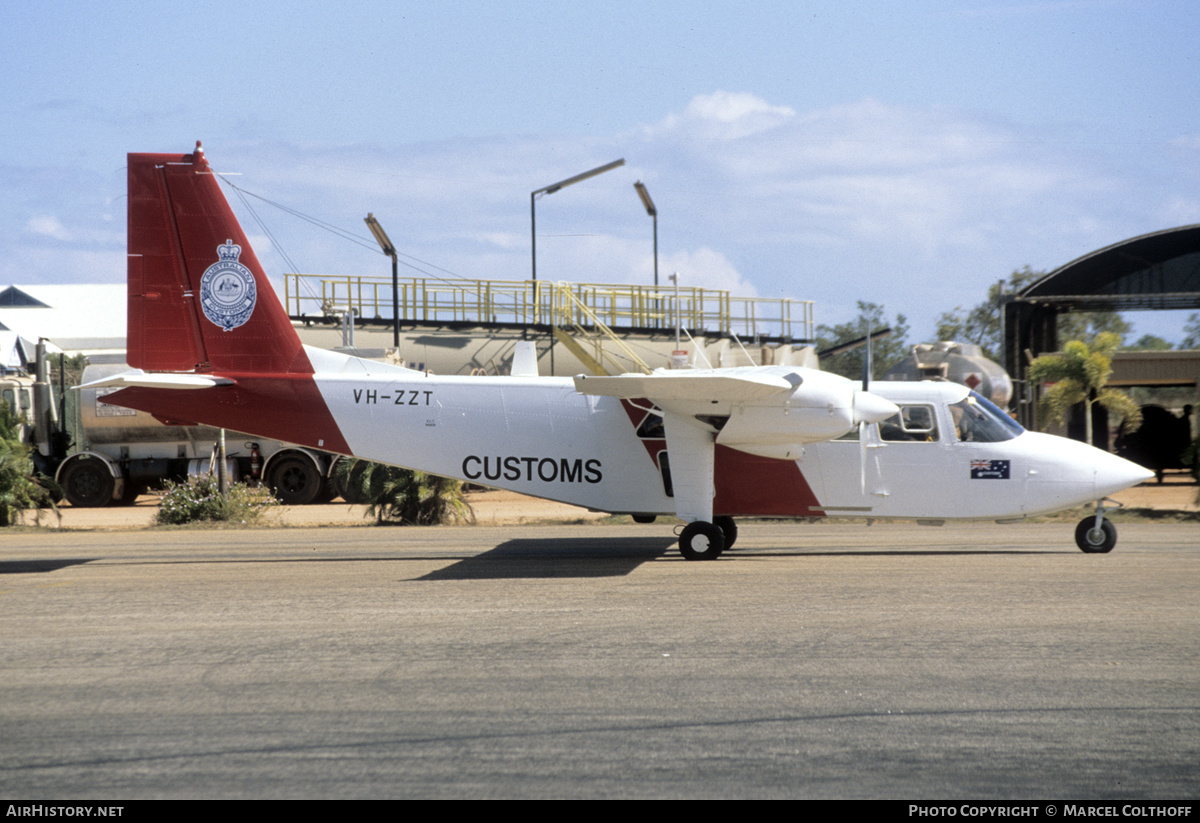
[679,521,725,561]
[1075,517,1117,553]
[713,515,738,550]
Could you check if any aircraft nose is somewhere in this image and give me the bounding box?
[852,390,900,425]
[1094,450,1155,498]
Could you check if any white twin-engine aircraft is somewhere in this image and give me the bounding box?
[94,144,1153,560]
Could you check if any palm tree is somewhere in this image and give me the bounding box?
[1027,332,1141,446]
[333,458,474,525]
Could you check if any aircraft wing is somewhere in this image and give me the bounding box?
[573,368,802,402]
[78,370,236,391]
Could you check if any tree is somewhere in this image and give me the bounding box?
[1055,310,1132,348]
[334,459,473,526]
[1027,332,1141,446]
[1181,312,1200,349]
[935,266,1042,361]
[0,402,57,526]
[1125,334,1173,351]
[936,266,1134,358]
[815,301,910,381]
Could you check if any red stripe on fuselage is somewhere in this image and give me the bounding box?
[713,446,824,517]
[104,375,350,456]
[618,398,824,517]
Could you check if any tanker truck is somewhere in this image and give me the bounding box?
[2,342,338,507]
[881,341,1013,408]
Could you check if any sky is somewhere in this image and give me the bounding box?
[3,0,1198,346]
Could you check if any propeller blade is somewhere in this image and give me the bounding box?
[862,324,872,391]
[859,421,868,495]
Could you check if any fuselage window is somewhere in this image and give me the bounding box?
[880,404,939,442]
[636,408,665,439]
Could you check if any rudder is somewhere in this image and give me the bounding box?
[126,143,312,376]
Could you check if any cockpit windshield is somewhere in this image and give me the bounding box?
[949,391,1024,443]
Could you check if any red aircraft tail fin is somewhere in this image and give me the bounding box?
[126,142,312,376]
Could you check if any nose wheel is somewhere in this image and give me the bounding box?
[1075,499,1119,553]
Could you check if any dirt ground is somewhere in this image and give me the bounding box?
[25,470,1200,531]
[31,488,611,530]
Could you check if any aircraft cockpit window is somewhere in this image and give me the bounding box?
[950,392,1024,443]
[879,404,939,442]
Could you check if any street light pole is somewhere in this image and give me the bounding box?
[364,213,399,350]
[633,181,658,288]
[530,158,625,282]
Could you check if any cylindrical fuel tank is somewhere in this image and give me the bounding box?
[882,341,1012,408]
[79,363,222,446]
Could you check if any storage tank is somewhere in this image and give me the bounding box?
[882,341,1013,408]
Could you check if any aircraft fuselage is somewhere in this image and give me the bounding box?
[110,348,1150,524]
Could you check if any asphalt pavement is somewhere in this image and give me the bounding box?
[1,520,1196,799]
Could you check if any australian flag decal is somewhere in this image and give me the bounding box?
[970,459,1010,479]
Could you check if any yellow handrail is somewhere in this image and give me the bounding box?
[285,274,814,341]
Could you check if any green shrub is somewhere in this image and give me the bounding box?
[0,401,58,526]
[155,475,278,526]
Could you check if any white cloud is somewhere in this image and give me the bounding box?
[26,215,71,241]
[1168,134,1200,150]
[1156,196,1200,227]
[7,93,1183,344]
[645,91,796,140]
[474,232,525,251]
[659,248,758,296]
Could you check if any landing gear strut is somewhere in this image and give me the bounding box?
[1075,498,1120,553]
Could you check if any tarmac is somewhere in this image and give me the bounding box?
[19,470,1200,532]
[1,478,1197,799]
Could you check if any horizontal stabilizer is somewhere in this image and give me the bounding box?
[79,370,236,391]
[574,367,801,401]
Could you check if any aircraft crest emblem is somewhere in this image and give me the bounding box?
[199,240,257,332]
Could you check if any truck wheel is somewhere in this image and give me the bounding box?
[61,458,115,508]
[267,455,322,506]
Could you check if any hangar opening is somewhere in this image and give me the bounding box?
[1001,225,1199,479]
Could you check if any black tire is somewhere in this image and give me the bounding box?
[1075,517,1117,553]
[267,455,323,506]
[60,458,115,508]
[679,521,725,561]
[631,514,657,524]
[714,515,738,550]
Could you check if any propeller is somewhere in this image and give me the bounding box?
[859,326,868,496]
[863,321,872,393]
[849,324,899,425]
[858,324,884,494]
